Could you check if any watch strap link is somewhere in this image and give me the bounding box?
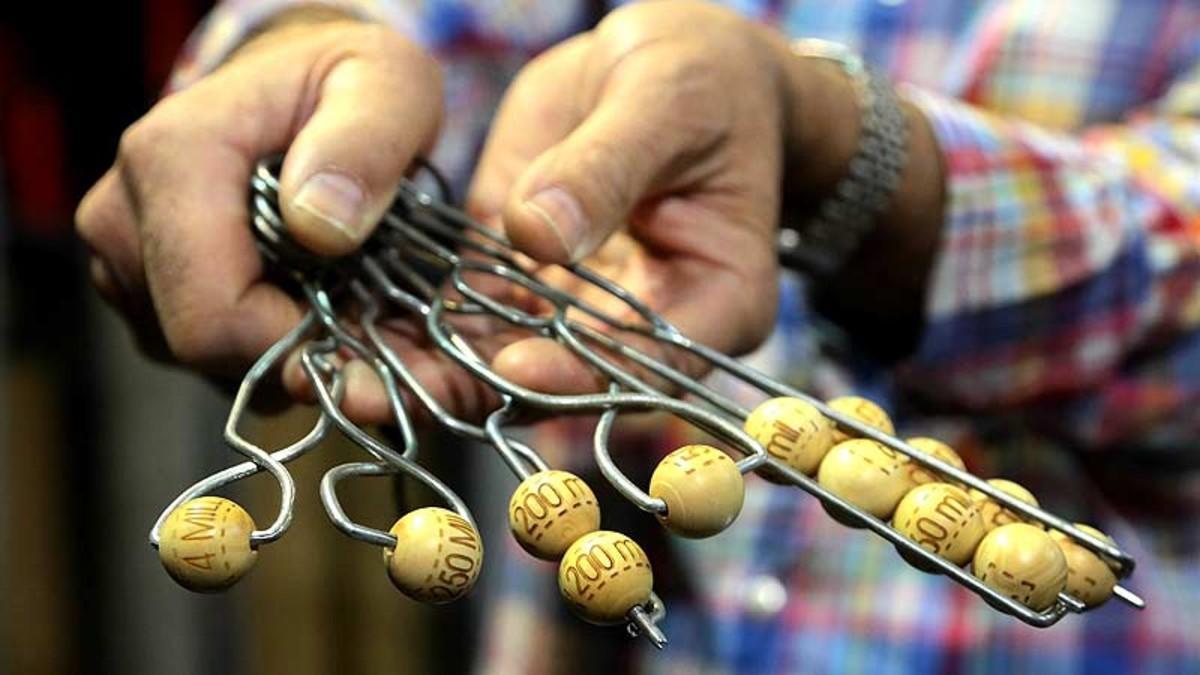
[779,40,909,278]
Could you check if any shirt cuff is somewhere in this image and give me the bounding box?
[901,85,1136,321]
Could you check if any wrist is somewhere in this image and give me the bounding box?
[771,38,863,208]
[769,36,946,359]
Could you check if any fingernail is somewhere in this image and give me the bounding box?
[293,171,367,243]
[523,186,588,261]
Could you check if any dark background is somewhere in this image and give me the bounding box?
[3,3,213,673]
[1,4,464,674]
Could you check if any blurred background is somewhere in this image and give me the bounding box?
[1,4,480,673]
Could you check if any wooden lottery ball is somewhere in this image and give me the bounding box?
[743,397,834,477]
[558,531,653,625]
[508,470,600,560]
[969,479,1041,531]
[817,439,911,520]
[972,522,1068,611]
[1049,524,1118,607]
[383,507,483,604]
[892,482,986,566]
[649,444,745,538]
[158,496,258,592]
[827,396,895,444]
[905,437,967,487]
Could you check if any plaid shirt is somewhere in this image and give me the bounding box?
[176,1,1200,673]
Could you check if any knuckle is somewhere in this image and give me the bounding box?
[75,180,130,254]
[162,311,226,368]
[74,191,104,242]
[357,24,437,74]
[117,114,172,178]
[598,0,728,42]
[596,2,656,36]
[657,56,728,125]
[511,47,558,92]
[352,23,400,54]
[340,25,443,111]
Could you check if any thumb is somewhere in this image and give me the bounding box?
[279,45,443,256]
[502,63,711,264]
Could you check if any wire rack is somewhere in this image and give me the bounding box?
[148,158,1145,649]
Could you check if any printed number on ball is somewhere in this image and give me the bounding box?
[558,531,653,625]
[509,470,600,560]
[384,507,482,604]
[743,397,834,477]
[158,496,258,593]
[892,482,985,566]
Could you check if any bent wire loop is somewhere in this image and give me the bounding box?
[151,157,1144,649]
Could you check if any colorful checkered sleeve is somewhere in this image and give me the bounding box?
[901,78,1200,446]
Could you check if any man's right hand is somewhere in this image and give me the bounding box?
[75,14,443,376]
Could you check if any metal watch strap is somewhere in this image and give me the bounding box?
[778,40,909,278]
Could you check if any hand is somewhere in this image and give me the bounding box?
[468,0,942,379]
[75,11,443,376]
[473,1,792,391]
[320,1,799,422]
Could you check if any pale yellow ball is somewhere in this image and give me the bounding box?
[904,437,967,487]
[827,396,895,444]
[1049,523,1118,607]
[558,531,653,625]
[509,470,600,560]
[383,507,483,604]
[969,479,1041,531]
[158,496,258,592]
[649,444,745,538]
[743,397,835,477]
[892,482,986,565]
[817,439,911,519]
[972,522,1068,611]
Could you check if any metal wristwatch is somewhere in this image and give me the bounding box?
[778,39,909,278]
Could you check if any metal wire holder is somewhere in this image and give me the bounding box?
[149,158,1145,651]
